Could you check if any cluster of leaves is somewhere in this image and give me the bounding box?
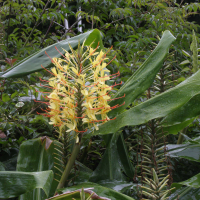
[0,0,200,200]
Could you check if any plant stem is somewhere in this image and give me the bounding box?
[177,127,187,144]
[40,17,54,47]
[23,0,50,47]
[56,141,80,190]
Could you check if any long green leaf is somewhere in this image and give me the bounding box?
[0,170,53,198]
[46,188,110,200]
[108,30,176,117]
[89,132,125,182]
[169,173,200,199]
[117,134,135,178]
[86,69,200,137]
[17,137,63,200]
[167,137,200,162]
[169,187,200,200]
[161,93,200,134]
[59,182,136,200]
[0,29,103,78]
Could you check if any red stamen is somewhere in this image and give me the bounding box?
[45,51,55,63]
[75,129,88,133]
[41,65,56,76]
[89,42,99,56]
[39,77,49,82]
[35,89,50,94]
[90,119,108,123]
[40,83,56,89]
[34,99,49,105]
[87,92,109,99]
[75,115,85,119]
[92,46,113,69]
[106,55,116,66]
[40,108,49,112]
[111,81,123,87]
[53,123,62,127]
[107,94,125,101]
[110,101,125,109]
[55,46,69,61]
[99,71,120,79]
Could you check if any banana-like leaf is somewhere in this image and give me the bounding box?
[167,137,200,162]
[117,133,135,178]
[161,93,200,134]
[86,69,200,137]
[0,29,103,78]
[162,118,195,135]
[169,173,200,199]
[89,132,125,182]
[169,187,200,200]
[17,136,63,200]
[0,170,53,198]
[46,188,111,200]
[59,182,136,200]
[108,30,176,117]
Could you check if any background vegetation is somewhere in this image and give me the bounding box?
[0,0,200,199]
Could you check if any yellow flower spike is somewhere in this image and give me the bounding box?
[37,43,124,138]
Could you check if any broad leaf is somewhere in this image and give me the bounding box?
[169,187,200,200]
[59,182,136,200]
[169,173,200,199]
[109,30,176,117]
[0,170,53,198]
[167,137,200,162]
[162,118,195,135]
[161,93,200,134]
[17,136,63,200]
[46,188,111,200]
[117,134,135,178]
[89,132,125,182]
[0,29,103,78]
[86,69,200,137]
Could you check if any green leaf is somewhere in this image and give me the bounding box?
[182,50,191,57]
[2,93,10,102]
[162,118,195,135]
[59,182,136,200]
[169,187,200,200]
[0,29,103,78]
[167,139,200,162]
[180,60,190,65]
[87,69,200,137]
[46,188,110,200]
[0,170,53,198]
[117,134,135,178]
[161,93,200,134]
[89,132,125,182]
[108,30,176,117]
[17,137,64,199]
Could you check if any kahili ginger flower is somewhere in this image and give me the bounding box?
[36,41,125,136]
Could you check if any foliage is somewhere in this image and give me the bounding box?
[0,0,200,200]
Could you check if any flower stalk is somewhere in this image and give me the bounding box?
[37,41,124,190]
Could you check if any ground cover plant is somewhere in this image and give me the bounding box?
[0,0,200,200]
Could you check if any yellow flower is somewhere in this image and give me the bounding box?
[38,41,124,137]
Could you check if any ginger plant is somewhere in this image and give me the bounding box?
[37,41,123,190]
[135,50,177,199]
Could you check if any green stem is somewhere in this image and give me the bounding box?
[177,127,187,144]
[56,141,80,190]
